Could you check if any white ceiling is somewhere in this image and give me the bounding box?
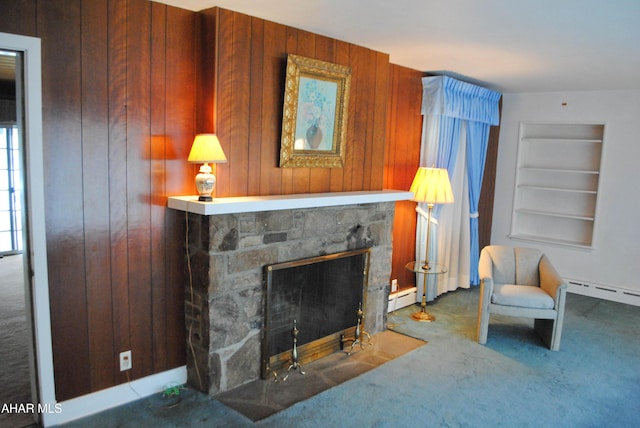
[153,0,640,94]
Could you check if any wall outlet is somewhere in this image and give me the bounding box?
[119,350,132,371]
[391,279,398,293]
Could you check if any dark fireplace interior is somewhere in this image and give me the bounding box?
[262,248,370,378]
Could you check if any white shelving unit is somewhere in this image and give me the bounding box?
[510,123,605,248]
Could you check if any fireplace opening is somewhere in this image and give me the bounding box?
[262,248,371,378]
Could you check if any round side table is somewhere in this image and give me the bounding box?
[405,261,448,322]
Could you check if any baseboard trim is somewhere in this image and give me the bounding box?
[566,278,640,307]
[43,366,187,427]
[388,287,417,312]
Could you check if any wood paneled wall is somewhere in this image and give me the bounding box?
[199,8,390,196]
[0,0,195,401]
[384,64,423,288]
[0,0,497,402]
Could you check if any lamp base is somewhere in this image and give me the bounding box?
[198,195,213,202]
[410,309,436,322]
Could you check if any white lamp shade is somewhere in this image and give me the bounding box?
[409,167,454,205]
[188,134,227,163]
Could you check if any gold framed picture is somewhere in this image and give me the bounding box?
[279,54,351,168]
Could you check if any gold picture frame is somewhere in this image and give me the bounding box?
[279,54,351,168]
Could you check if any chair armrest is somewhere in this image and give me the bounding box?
[478,248,494,297]
[539,255,567,304]
[478,248,494,281]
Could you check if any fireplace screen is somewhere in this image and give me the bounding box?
[262,248,370,378]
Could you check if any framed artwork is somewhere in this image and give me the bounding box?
[279,54,351,168]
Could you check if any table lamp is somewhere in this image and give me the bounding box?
[188,134,227,201]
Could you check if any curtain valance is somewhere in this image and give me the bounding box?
[421,76,501,125]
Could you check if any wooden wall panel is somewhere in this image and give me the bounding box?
[39,0,91,399]
[0,0,194,401]
[81,0,114,393]
[384,64,423,289]
[207,8,390,197]
[1,1,496,403]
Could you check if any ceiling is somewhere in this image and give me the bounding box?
[153,0,640,94]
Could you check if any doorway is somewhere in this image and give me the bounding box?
[0,48,35,428]
[0,32,55,427]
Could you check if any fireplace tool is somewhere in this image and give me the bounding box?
[277,319,305,382]
[341,302,372,355]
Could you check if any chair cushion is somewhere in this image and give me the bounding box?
[491,284,555,309]
[515,247,542,286]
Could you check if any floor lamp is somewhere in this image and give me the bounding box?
[409,167,454,321]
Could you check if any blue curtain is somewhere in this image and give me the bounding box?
[466,121,491,285]
[421,76,501,289]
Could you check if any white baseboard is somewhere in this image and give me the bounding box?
[388,287,417,313]
[566,278,640,307]
[43,366,187,427]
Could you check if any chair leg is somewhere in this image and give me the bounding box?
[535,318,561,351]
[477,282,490,344]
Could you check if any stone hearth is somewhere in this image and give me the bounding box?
[169,191,409,396]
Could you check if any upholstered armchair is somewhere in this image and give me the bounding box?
[476,245,568,350]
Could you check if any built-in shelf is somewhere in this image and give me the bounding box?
[510,123,605,248]
[168,190,413,216]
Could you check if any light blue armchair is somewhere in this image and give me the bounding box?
[476,245,568,350]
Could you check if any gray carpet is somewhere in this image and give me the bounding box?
[0,254,35,428]
[58,287,640,428]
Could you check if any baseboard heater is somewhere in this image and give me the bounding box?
[566,278,640,307]
[387,286,417,313]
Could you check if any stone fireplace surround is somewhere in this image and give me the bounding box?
[168,190,411,396]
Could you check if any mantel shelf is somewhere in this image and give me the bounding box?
[168,190,413,215]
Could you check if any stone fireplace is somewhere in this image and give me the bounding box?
[168,191,410,396]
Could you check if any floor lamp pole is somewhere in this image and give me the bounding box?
[412,203,436,322]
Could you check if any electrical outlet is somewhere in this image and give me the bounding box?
[391,279,398,293]
[119,350,132,371]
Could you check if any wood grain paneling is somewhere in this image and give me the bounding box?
[204,8,390,197]
[39,0,91,399]
[81,0,114,392]
[1,2,496,402]
[1,0,194,401]
[384,64,423,289]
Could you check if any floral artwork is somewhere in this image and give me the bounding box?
[280,54,351,168]
[293,77,338,151]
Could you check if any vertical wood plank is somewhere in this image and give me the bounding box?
[107,0,131,384]
[213,8,233,197]
[80,0,114,392]
[247,16,264,196]
[126,0,153,380]
[370,51,390,190]
[149,0,168,371]
[259,20,285,195]
[228,11,251,196]
[164,5,195,368]
[330,40,350,192]
[38,0,91,400]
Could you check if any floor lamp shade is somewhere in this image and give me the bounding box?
[188,134,227,201]
[409,167,454,205]
[410,167,454,271]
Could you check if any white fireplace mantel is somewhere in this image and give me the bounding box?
[168,190,413,216]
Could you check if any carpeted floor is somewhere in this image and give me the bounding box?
[58,287,640,427]
[0,254,35,428]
